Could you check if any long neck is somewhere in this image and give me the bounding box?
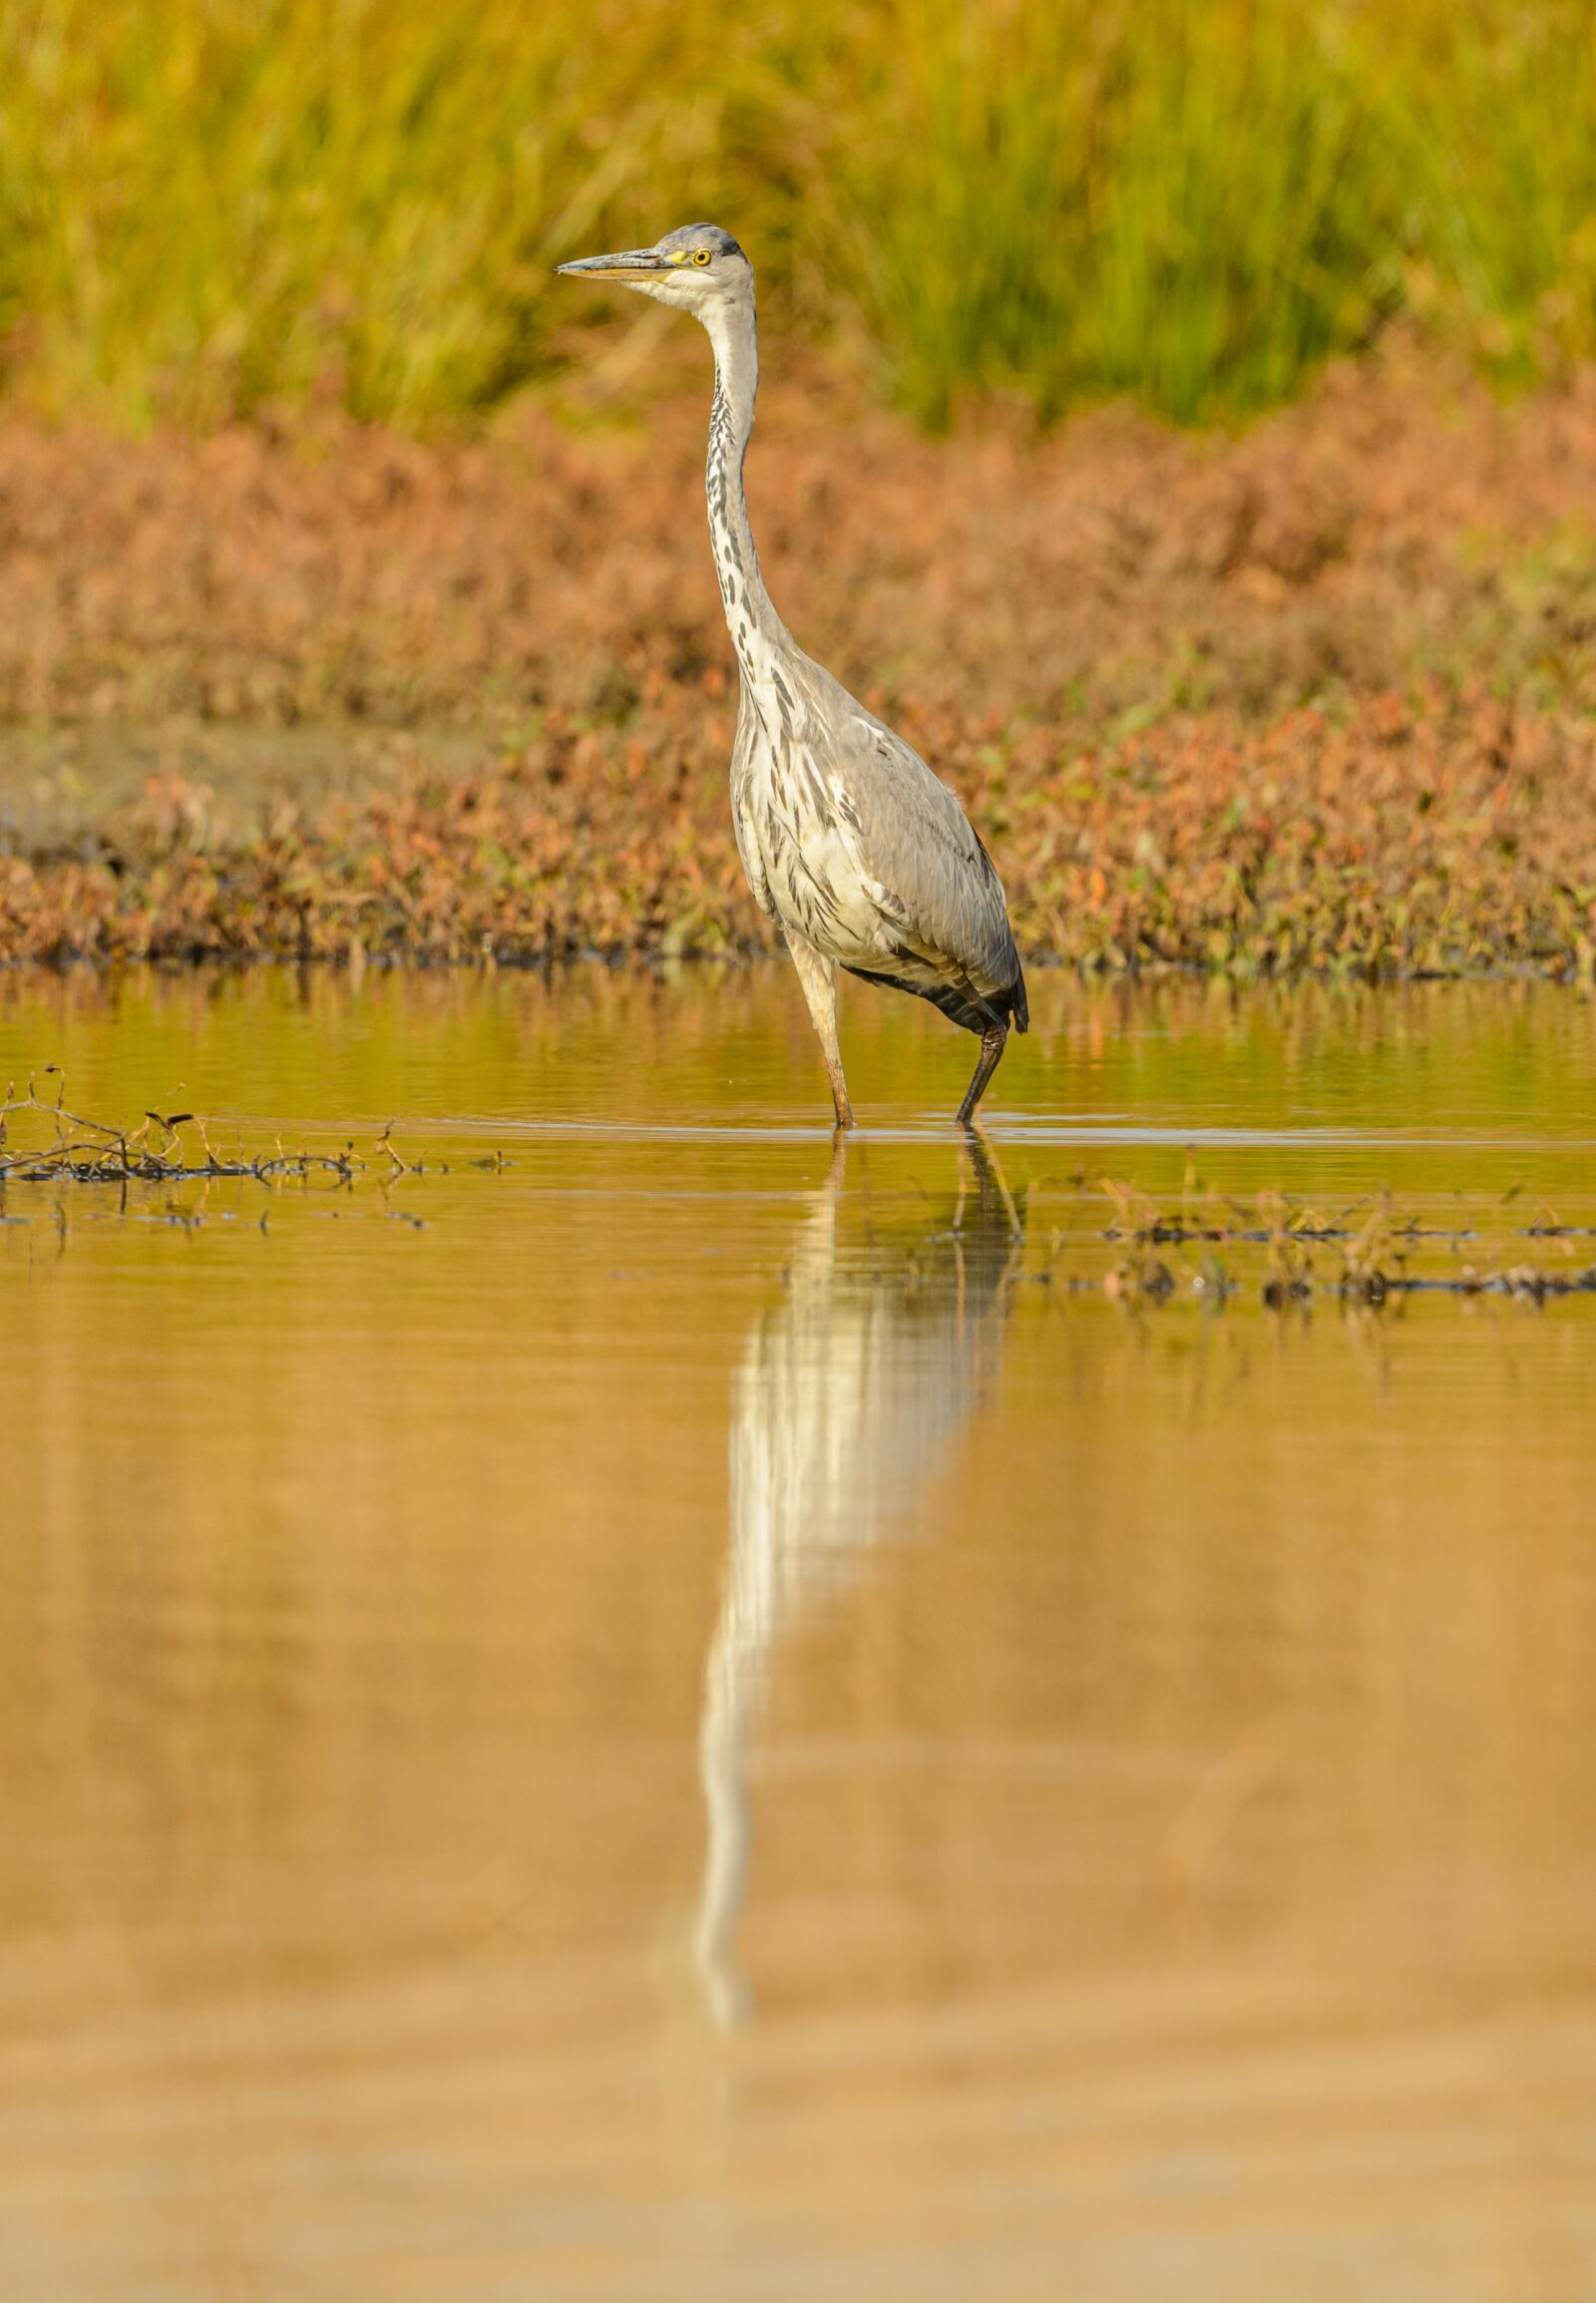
[703,295,789,677]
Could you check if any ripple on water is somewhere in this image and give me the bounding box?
[1,964,1594,2303]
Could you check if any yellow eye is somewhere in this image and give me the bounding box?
[692,248,711,267]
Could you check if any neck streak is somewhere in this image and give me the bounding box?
[702,297,788,682]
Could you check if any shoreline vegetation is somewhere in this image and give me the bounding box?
[5,681,1595,978]
[2,6,1594,976]
[3,357,1595,975]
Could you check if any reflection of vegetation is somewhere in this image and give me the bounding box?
[1,1,1594,428]
[2,968,1593,1174]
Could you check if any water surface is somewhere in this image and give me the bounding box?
[2,967,1594,2302]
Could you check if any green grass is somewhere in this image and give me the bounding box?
[0,0,1593,431]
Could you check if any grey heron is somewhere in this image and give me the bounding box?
[558,223,1028,1129]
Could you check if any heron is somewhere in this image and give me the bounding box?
[558,222,1027,1129]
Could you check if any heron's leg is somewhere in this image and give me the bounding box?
[959,1122,1023,1238]
[784,932,854,1129]
[956,1019,1008,1128]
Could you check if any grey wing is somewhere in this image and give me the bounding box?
[820,685,1026,1022]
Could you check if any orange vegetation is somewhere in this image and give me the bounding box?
[2,355,1595,972]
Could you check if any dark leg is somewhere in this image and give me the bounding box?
[956,1019,1008,1127]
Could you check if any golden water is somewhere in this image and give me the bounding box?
[2,968,1594,2301]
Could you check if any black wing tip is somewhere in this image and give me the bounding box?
[842,959,1029,1038]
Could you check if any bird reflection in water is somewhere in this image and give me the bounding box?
[695,1134,1024,2025]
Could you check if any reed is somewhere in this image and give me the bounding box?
[0,0,1591,429]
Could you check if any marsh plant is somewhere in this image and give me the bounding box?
[0,0,1593,429]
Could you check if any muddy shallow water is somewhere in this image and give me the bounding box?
[2,966,1595,2302]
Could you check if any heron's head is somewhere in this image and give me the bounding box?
[556,223,751,318]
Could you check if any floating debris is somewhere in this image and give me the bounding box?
[4,1076,1591,1308]
[0,1071,479,1189]
[1087,1174,1596,1309]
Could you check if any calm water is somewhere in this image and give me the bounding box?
[2,966,1595,2303]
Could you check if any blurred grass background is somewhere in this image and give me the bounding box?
[0,0,1592,433]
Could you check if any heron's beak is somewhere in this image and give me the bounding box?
[556,249,669,281]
